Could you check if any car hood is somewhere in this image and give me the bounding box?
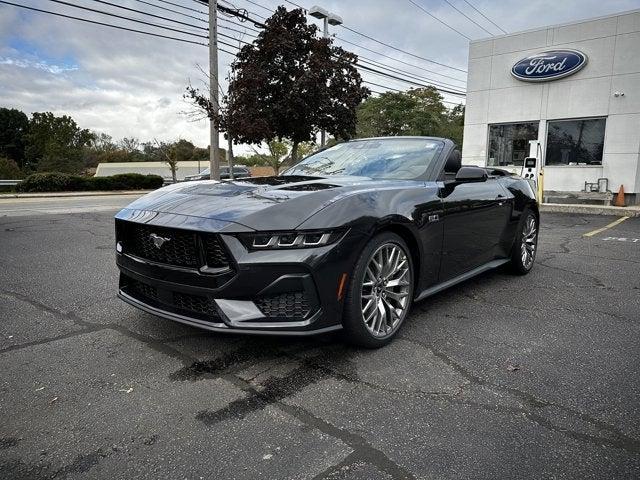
[118,175,419,231]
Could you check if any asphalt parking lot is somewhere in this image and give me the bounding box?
[1,199,639,479]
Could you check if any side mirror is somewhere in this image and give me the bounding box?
[455,166,488,183]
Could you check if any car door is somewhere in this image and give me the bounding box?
[438,177,512,281]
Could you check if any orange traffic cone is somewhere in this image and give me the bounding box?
[614,185,626,207]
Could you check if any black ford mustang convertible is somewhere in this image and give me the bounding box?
[115,137,538,347]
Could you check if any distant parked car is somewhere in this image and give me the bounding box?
[183,166,251,181]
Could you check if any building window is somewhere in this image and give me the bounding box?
[546,118,606,166]
[488,122,539,167]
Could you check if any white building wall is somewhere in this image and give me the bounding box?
[463,9,640,195]
[95,161,209,180]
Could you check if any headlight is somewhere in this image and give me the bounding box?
[239,229,347,250]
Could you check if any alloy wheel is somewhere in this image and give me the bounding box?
[360,242,411,337]
[521,215,537,269]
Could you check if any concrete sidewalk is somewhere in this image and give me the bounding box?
[0,190,154,199]
[540,203,640,217]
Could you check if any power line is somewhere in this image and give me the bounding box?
[283,0,304,9]
[356,63,465,97]
[360,80,464,106]
[461,0,507,34]
[336,35,466,83]
[131,0,208,24]
[356,56,466,91]
[225,0,469,80]
[194,0,268,21]
[340,25,467,74]
[227,0,469,81]
[218,30,252,46]
[208,2,267,28]
[0,0,207,45]
[44,0,209,39]
[212,28,466,96]
[219,0,266,19]
[280,0,468,75]
[155,0,208,15]
[239,0,272,14]
[87,0,208,30]
[406,0,471,40]
[219,16,260,34]
[440,0,494,36]
[219,22,256,37]
[207,1,467,95]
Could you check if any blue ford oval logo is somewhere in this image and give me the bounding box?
[512,49,587,82]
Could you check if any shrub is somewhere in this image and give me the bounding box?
[0,157,24,180]
[17,172,163,193]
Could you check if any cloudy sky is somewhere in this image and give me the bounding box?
[1,0,639,148]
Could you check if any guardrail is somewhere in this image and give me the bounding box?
[0,179,22,186]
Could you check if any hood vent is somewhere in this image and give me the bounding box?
[279,183,339,192]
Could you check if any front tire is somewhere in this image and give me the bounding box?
[509,210,538,275]
[342,232,414,348]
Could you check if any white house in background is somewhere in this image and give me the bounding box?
[95,161,208,180]
[462,8,640,204]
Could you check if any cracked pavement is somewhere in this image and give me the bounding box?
[1,204,639,479]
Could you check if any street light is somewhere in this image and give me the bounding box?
[309,5,342,147]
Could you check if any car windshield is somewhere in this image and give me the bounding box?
[283,138,444,179]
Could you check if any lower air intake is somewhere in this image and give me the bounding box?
[255,291,311,319]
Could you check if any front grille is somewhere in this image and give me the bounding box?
[203,234,229,268]
[121,274,220,321]
[117,221,231,271]
[125,223,199,267]
[173,291,219,318]
[255,291,311,319]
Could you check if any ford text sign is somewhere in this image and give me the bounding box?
[511,49,587,82]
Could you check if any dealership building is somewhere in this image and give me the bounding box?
[462,9,640,204]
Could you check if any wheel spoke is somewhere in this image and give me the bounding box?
[385,290,408,301]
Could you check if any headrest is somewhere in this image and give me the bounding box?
[444,150,462,173]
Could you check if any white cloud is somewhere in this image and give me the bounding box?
[0,0,638,148]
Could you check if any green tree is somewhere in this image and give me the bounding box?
[356,87,464,146]
[170,139,196,162]
[83,132,118,168]
[0,108,30,168]
[251,139,317,174]
[24,112,94,173]
[442,103,465,148]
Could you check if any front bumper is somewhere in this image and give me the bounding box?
[115,216,366,335]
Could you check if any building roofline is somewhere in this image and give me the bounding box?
[470,7,640,44]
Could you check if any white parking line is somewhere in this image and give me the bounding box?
[602,237,640,243]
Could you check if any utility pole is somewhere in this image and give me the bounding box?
[309,6,342,148]
[208,0,221,180]
[320,17,328,148]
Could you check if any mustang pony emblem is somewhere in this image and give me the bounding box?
[149,233,171,249]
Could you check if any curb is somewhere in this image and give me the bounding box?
[0,190,153,199]
[540,203,640,217]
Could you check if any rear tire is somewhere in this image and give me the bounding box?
[342,232,414,348]
[509,210,538,275]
